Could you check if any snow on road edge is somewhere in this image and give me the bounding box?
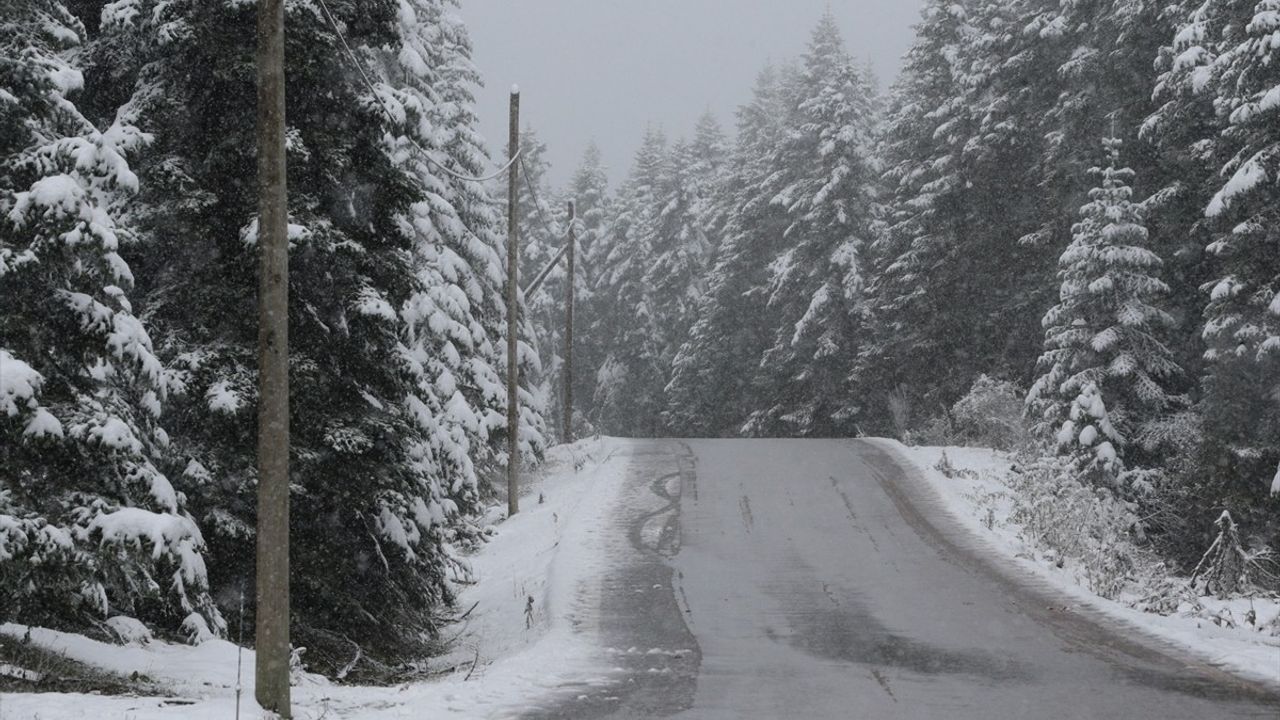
[0,437,634,719]
[867,438,1280,691]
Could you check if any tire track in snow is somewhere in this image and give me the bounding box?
[520,441,701,719]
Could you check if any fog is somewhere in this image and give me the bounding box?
[462,0,925,187]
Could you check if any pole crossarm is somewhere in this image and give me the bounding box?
[523,237,573,297]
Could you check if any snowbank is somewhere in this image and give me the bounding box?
[872,439,1280,690]
[0,437,634,719]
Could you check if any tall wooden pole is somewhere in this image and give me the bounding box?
[506,87,521,517]
[254,0,290,715]
[563,201,576,443]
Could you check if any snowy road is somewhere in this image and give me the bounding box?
[525,439,1280,719]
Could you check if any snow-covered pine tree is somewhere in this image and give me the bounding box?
[568,143,611,302]
[1145,0,1280,522]
[1032,0,1196,363]
[742,13,878,437]
[1197,0,1280,506]
[930,0,1061,384]
[864,0,1181,442]
[1028,138,1181,484]
[642,116,728,396]
[564,143,611,436]
[860,0,976,435]
[382,0,545,569]
[591,127,668,435]
[136,0,455,669]
[77,0,544,672]
[664,64,794,436]
[683,111,731,270]
[409,2,547,485]
[0,0,220,636]
[641,137,704,376]
[861,0,1067,431]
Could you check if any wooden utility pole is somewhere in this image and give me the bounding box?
[563,201,576,442]
[506,87,521,517]
[255,0,290,715]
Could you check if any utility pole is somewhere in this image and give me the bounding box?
[506,86,520,517]
[255,0,290,715]
[563,200,575,443]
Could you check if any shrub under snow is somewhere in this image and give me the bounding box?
[951,375,1027,451]
[1005,453,1148,599]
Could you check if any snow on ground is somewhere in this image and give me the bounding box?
[0,437,633,719]
[872,439,1280,689]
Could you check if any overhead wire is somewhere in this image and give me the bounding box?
[316,0,520,184]
[519,155,566,240]
[317,0,576,297]
[517,155,581,296]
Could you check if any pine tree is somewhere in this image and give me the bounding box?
[410,2,548,484]
[684,111,731,269]
[860,0,981,434]
[861,0,1054,430]
[591,127,668,435]
[1197,0,1280,503]
[569,143,612,296]
[1145,0,1280,522]
[742,13,878,437]
[1029,139,1181,483]
[665,65,794,436]
[67,0,545,671]
[1,0,220,635]
[388,0,546,550]
[643,115,728,395]
[565,143,611,436]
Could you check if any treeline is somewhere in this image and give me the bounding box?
[1,0,545,676]
[543,4,1277,561]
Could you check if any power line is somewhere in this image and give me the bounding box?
[517,155,583,298]
[318,0,575,305]
[520,155,565,241]
[315,0,520,184]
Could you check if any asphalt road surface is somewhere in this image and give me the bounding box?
[523,439,1280,719]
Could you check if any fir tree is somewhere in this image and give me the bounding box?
[591,127,667,435]
[643,115,728,394]
[860,0,976,434]
[1147,0,1280,520]
[512,128,568,440]
[1029,139,1181,483]
[862,0,1058,429]
[415,2,549,482]
[1,0,220,635]
[665,65,793,436]
[743,13,878,437]
[1197,0,1280,503]
[684,111,731,270]
[564,143,611,436]
[71,0,545,671]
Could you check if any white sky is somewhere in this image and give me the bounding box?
[461,0,924,188]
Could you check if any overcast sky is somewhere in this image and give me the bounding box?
[461,0,925,188]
